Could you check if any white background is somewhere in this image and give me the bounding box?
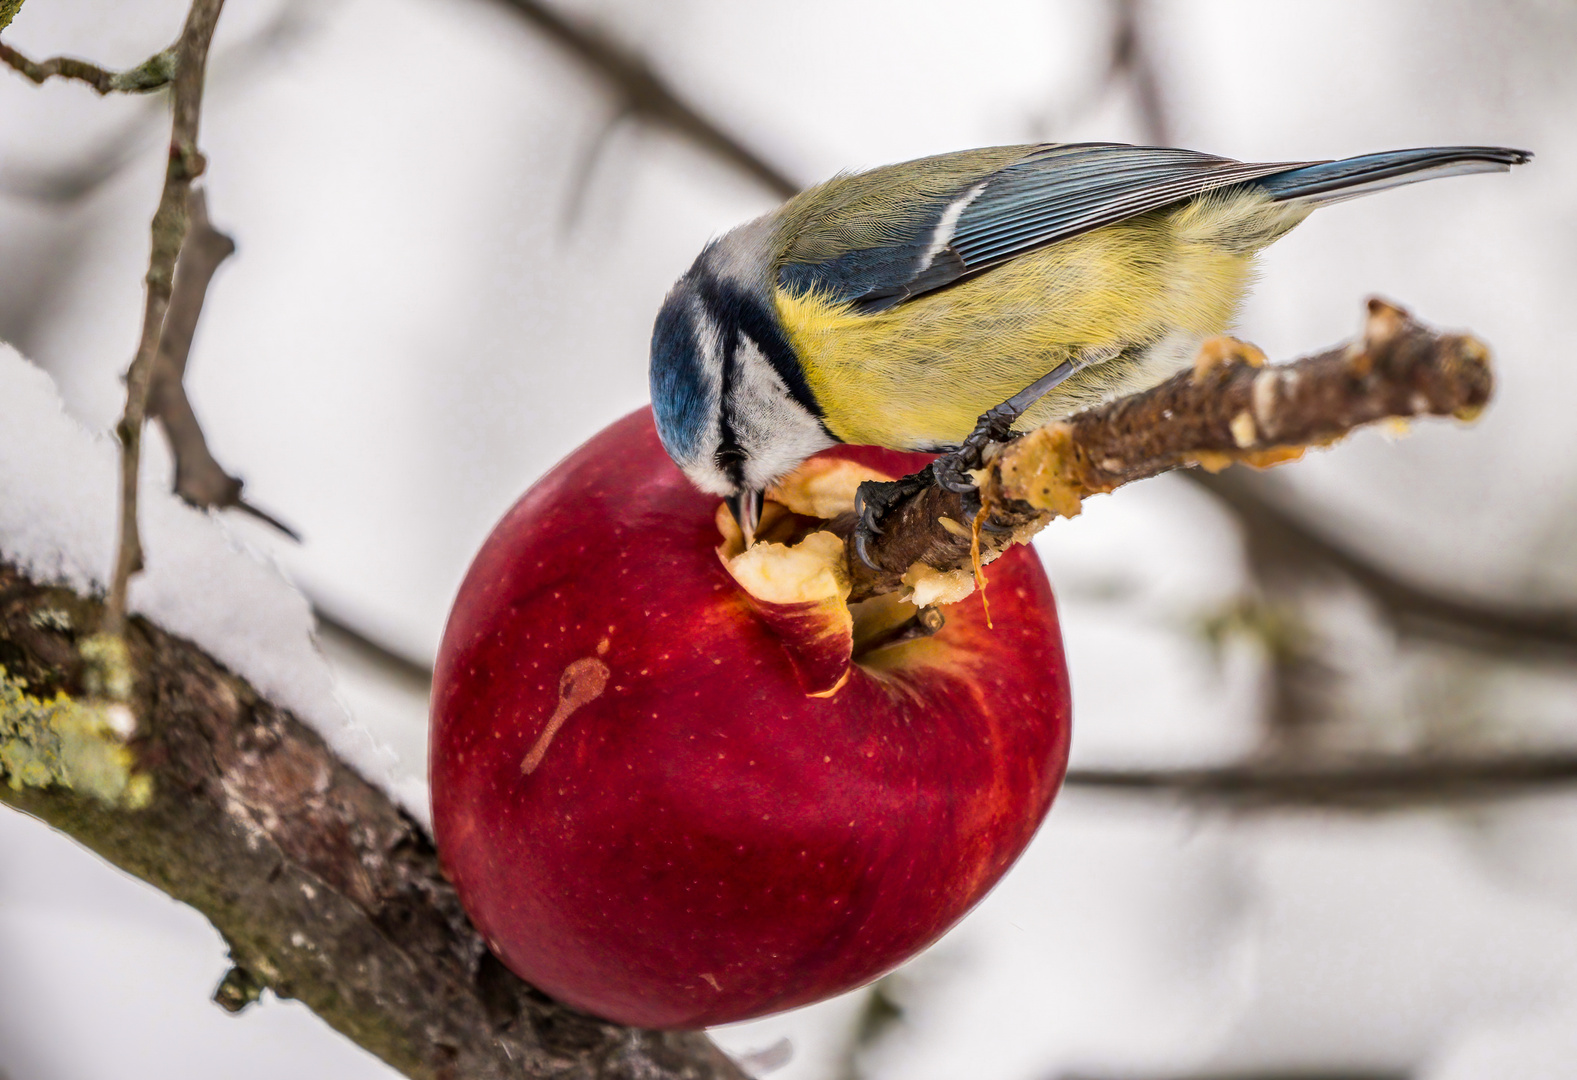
[2,1,1576,1077]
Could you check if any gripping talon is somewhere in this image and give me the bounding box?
[929,399,1031,531]
[852,469,935,570]
[854,531,876,571]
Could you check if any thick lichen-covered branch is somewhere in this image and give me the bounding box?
[841,299,1495,603]
[0,562,746,1080]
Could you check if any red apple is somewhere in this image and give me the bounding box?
[430,407,1071,1028]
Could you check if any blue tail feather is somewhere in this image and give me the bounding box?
[1253,146,1531,205]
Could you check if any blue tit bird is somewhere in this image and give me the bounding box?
[648,142,1530,562]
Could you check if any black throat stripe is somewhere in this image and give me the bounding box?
[695,272,826,425]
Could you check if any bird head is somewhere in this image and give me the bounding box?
[649,232,834,545]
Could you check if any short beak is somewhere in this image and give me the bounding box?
[726,488,762,547]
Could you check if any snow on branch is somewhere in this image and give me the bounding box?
[0,560,747,1080]
[0,344,748,1077]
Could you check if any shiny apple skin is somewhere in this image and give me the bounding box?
[430,407,1071,1029]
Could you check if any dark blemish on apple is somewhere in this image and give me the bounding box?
[520,657,611,774]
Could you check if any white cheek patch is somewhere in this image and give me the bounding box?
[729,333,836,491]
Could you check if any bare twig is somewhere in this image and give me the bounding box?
[1058,1071,1406,1080]
[1030,0,1171,146]
[1109,0,1172,144]
[0,109,154,203]
[841,300,1493,602]
[560,105,634,231]
[103,0,226,639]
[832,979,904,1080]
[1,1,314,204]
[1065,753,1577,810]
[312,603,437,696]
[146,188,299,537]
[0,38,178,94]
[487,0,800,199]
[1188,469,1577,662]
[0,562,747,1080]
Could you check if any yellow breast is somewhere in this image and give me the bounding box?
[774,193,1305,449]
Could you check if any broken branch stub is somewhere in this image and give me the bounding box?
[842,299,1495,603]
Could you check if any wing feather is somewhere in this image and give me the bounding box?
[774,143,1321,314]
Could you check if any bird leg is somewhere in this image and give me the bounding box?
[938,357,1097,523]
[852,357,1087,568]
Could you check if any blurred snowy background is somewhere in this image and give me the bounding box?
[2,0,1576,1077]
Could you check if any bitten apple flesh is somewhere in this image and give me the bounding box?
[430,408,1072,1029]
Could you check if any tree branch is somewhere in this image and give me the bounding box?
[841,299,1493,602]
[1108,0,1172,145]
[104,0,226,639]
[0,0,24,35]
[1065,753,1577,810]
[0,561,747,1080]
[0,1,314,205]
[297,581,1577,815]
[0,38,178,94]
[147,188,299,537]
[486,0,800,199]
[1184,469,1577,662]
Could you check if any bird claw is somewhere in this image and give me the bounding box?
[852,470,934,571]
[932,454,980,495]
[852,406,1025,570]
[929,403,1022,532]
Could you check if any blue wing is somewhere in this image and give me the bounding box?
[778,143,1314,313]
